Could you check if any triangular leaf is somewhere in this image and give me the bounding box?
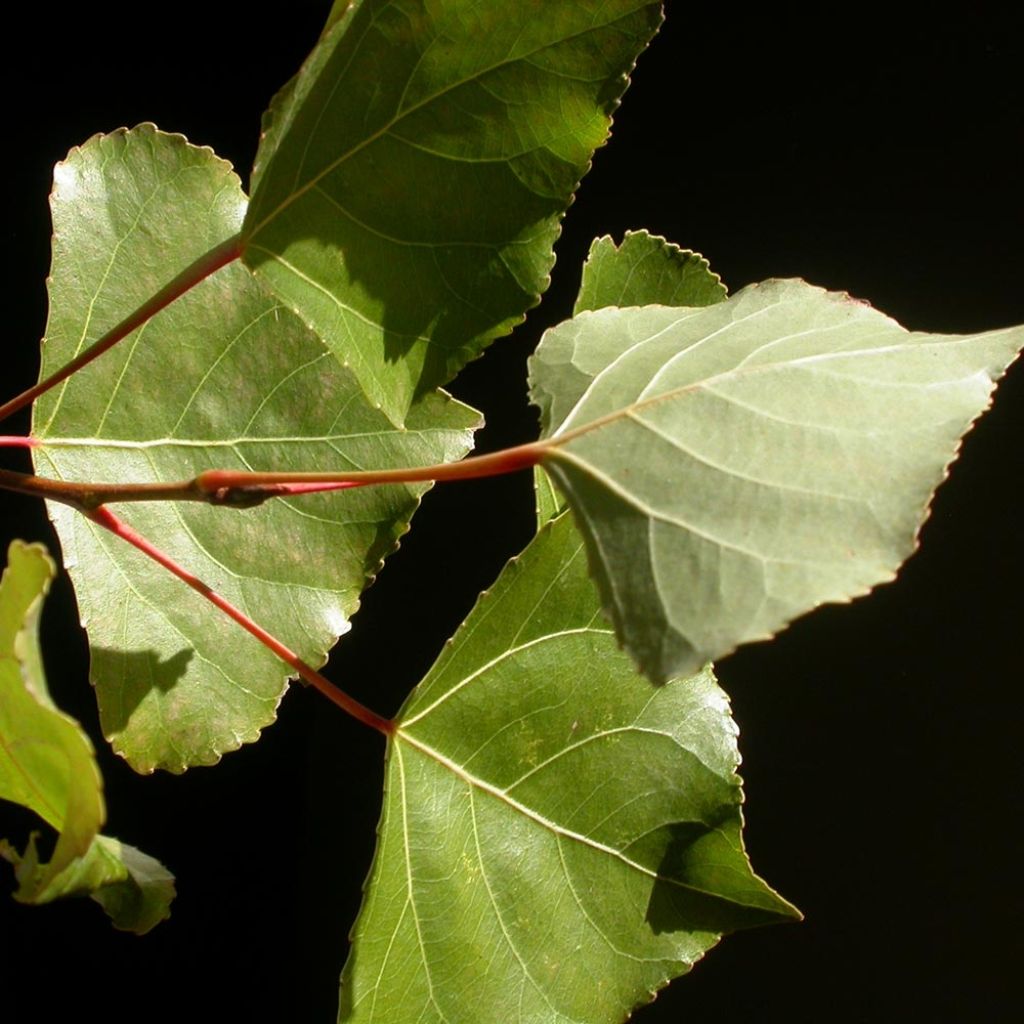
[574,230,727,314]
[33,126,479,772]
[243,0,665,424]
[342,513,796,1023]
[0,540,174,933]
[529,277,1024,682]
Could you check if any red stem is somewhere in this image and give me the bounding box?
[0,436,38,449]
[0,233,243,426]
[197,440,546,494]
[0,439,547,510]
[87,505,394,736]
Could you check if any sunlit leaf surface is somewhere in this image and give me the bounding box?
[342,513,796,1023]
[33,126,478,771]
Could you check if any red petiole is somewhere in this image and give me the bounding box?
[0,440,548,509]
[0,233,242,426]
[87,505,394,736]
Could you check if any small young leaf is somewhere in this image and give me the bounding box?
[33,126,479,772]
[529,278,1024,682]
[2,833,175,936]
[574,230,727,314]
[342,513,796,1023]
[84,836,175,935]
[0,541,174,933]
[243,0,665,424]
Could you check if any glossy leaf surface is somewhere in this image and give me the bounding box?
[530,278,1024,682]
[0,541,173,933]
[33,126,478,772]
[342,513,796,1023]
[244,0,664,423]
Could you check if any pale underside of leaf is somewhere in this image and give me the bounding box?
[529,278,1024,682]
[340,514,795,1024]
[32,126,478,772]
[243,0,665,424]
[534,230,727,531]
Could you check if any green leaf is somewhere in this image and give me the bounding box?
[0,541,100,878]
[243,0,664,424]
[574,231,727,314]
[32,126,479,772]
[529,277,1024,682]
[342,513,796,1023]
[84,836,176,935]
[533,465,565,528]
[2,833,175,935]
[0,540,174,933]
[535,231,729,532]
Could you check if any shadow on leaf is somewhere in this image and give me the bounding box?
[244,0,574,405]
[646,821,798,935]
[90,646,193,735]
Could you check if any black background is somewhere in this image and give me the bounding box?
[2,4,1022,1022]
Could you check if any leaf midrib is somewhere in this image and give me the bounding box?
[395,728,765,910]
[548,327,993,444]
[36,427,458,448]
